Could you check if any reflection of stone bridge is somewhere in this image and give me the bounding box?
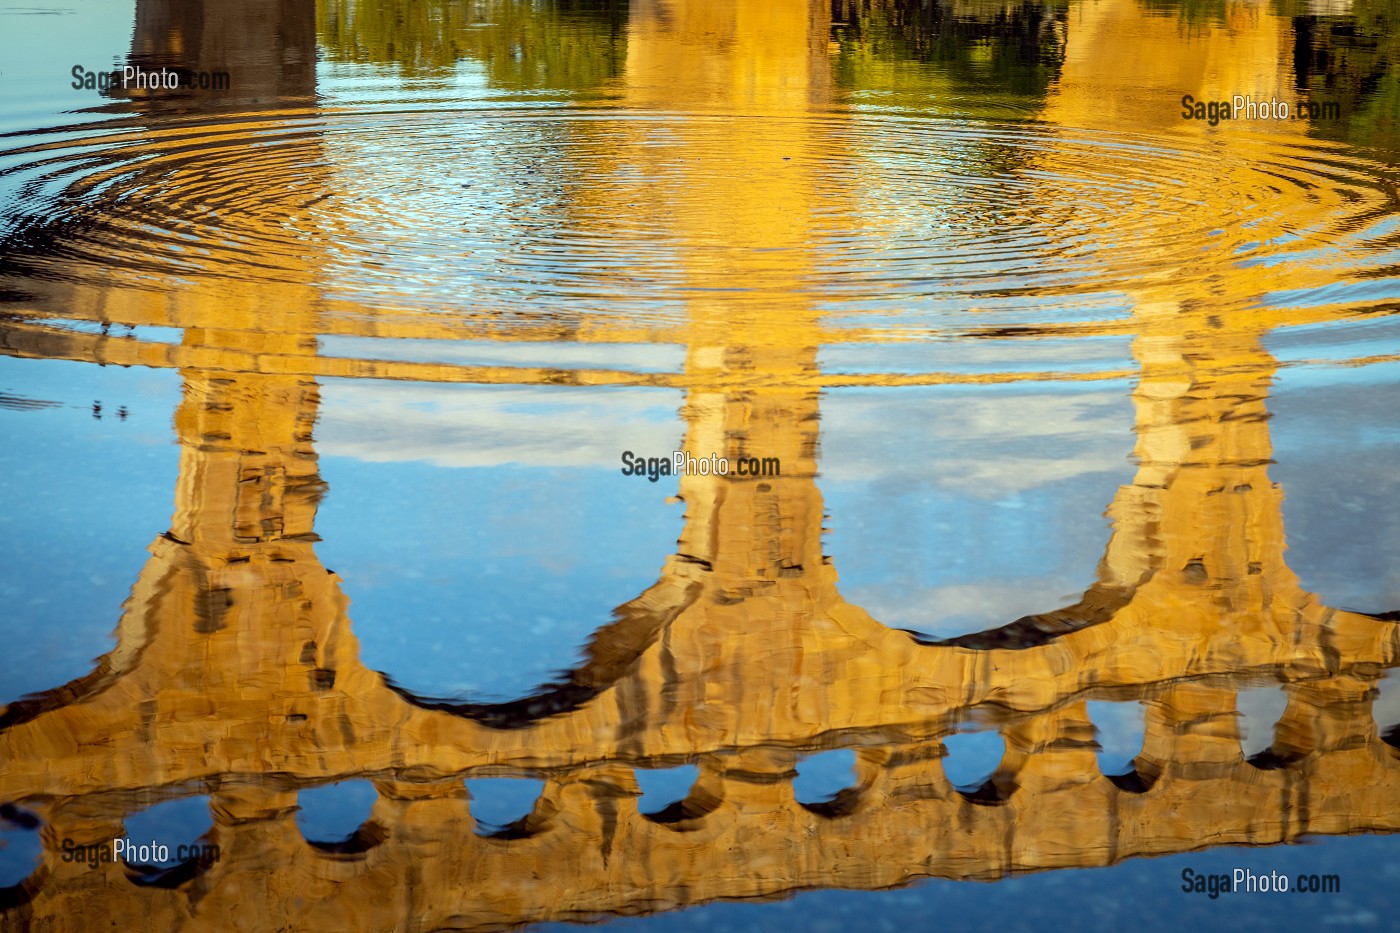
[3,0,1400,929]
[1,323,1399,928]
[4,269,1400,929]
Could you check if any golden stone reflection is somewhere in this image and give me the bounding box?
[1,0,1399,929]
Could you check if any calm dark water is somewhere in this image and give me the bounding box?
[1,0,1399,930]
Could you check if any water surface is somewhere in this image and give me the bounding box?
[2,0,1399,930]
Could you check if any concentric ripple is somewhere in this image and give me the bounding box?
[2,101,1399,343]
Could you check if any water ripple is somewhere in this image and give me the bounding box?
[1,103,1398,344]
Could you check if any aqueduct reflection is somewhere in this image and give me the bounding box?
[2,0,1399,929]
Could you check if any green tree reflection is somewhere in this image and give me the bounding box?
[1293,0,1400,151]
[317,0,626,89]
[829,0,1069,103]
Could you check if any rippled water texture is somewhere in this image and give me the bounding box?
[2,0,1400,930]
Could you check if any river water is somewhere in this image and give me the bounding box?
[1,0,1399,930]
